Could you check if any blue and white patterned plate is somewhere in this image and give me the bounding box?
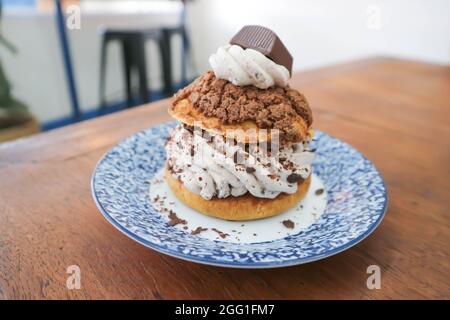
[91,122,387,268]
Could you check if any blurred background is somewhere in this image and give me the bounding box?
[0,0,448,142]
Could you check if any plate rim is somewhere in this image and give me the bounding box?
[91,124,388,268]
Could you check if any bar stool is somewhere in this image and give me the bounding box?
[98,28,172,110]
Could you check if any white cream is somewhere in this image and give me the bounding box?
[166,125,314,200]
[209,45,290,89]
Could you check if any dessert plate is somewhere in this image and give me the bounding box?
[91,122,387,268]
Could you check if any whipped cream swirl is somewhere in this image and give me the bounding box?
[209,45,290,89]
[166,125,314,200]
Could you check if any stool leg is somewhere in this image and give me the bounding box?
[160,30,173,96]
[122,39,133,108]
[134,35,149,104]
[99,37,108,111]
[181,26,189,86]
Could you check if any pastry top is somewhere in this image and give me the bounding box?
[170,71,313,143]
[169,25,313,143]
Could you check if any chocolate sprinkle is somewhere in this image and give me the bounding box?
[315,188,324,196]
[282,219,295,229]
[212,228,229,239]
[233,151,239,164]
[246,167,256,173]
[287,173,304,183]
[168,211,187,226]
[191,227,208,235]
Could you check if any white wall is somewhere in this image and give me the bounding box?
[1,0,449,124]
[187,0,450,72]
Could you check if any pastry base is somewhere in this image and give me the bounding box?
[164,168,311,221]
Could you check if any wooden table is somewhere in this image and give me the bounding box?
[1,58,449,299]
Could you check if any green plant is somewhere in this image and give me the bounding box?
[0,0,32,129]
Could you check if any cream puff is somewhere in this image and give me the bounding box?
[165,25,315,221]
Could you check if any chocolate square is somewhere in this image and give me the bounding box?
[230,25,293,74]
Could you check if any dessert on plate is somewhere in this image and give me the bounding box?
[165,25,315,221]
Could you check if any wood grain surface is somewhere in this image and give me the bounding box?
[0,58,449,299]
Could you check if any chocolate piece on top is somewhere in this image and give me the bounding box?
[230,25,293,74]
